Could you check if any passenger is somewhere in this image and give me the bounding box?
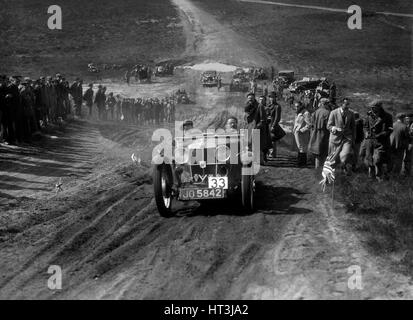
[225,117,238,133]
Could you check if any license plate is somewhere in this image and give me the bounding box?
[208,177,228,190]
[179,188,225,200]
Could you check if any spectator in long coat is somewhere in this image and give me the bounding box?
[327,97,356,175]
[266,91,282,158]
[244,92,271,164]
[308,98,331,168]
[94,85,106,120]
[293,101,312,166]
[83,84,94,117]
[353,112,364,170]
[70,78,83,117]
[403,114,413,176]
[257,95,272,163]
[389,113,410,175]
[362,100,392,180]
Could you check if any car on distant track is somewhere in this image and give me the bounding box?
[229,68,250,92]
[154,63,174,76]
[274,70,295,88]
[152,131,256,217]
[201,70,219,87]
[288,77,327,93]
[229,77,250,92]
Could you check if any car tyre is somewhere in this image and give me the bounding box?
[153,164,174,217]
[241,172,255,213]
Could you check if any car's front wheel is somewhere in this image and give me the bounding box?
[153,164,174,217]
[241,173,255,213]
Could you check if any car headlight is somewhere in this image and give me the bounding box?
[240,151,254,165]
[175,147,189,164]
[216,145,231,162]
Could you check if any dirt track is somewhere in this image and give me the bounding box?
[0,0,412,299]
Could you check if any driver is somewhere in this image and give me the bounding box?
[183,119,194,135]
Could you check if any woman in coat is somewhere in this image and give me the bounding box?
[293,102,312,166]
[308,98,331,168]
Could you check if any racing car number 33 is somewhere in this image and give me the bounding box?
[208,177,228,190]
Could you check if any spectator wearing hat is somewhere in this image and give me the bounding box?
[257,95,272,163]
[353,111,364,170]
[308,98,331,168]
[6,77,22,143]
[403,114,413,176]
[106,92,116,121]
[293,101,312,166]
[244,92,270,164]
[0,75,8,142]
[48,77,58,122]
[70,78,83,117]
[362,100,393,180]
[244,92,258,125]
[19,78,37,140]
[326,98,356,175]
[329,82,337,105]
[55,76,66,120]
[266,91,282,158]
[83,84,94,117]
[94,85,106,120]
[389,113,410,175]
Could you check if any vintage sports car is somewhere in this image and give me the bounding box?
[229,78,249,92]
[201,70,219,87]
[229,68,250,92]
[154,63,174,76]
[152,131,257,217]
[274,70,295,88]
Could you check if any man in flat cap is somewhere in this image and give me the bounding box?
[389,113,410,175]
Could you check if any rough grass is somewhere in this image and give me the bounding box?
[0,0,185,80]
[336,173,413,276]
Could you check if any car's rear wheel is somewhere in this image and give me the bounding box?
[153,164,174,217]
[241,172,255,213]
